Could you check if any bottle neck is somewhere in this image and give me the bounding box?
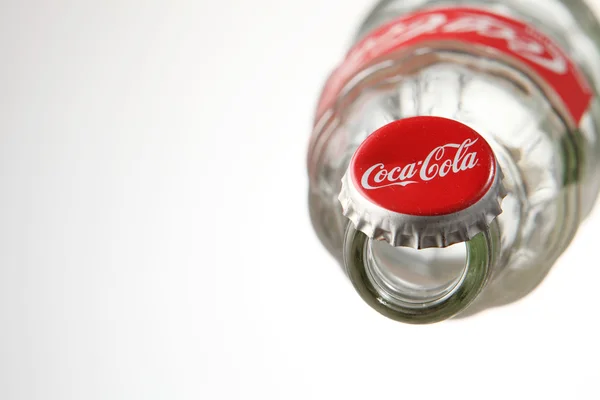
[344,208,501,324]
[343,213,501,324]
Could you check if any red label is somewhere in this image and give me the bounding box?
[317,7,592,123]
[350,117,496,216]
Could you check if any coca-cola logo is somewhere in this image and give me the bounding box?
[317,7,591,124]
[350,117,496,216]
[361,139,479,190]
[345,12,566,76]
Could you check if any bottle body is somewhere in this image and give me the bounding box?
[308,0,600,321]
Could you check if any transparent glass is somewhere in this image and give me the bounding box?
[307,0,600,323]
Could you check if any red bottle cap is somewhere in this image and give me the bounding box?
[339,117,506,248]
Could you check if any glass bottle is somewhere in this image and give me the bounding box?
[307,0,600,323]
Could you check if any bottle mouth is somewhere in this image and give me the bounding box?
[343,220,500,324]
[365,240,468,308]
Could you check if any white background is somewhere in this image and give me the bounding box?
[0,0,599,399]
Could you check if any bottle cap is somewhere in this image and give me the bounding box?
[339,116,506,249]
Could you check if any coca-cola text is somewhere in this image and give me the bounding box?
[360,138,479,190]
